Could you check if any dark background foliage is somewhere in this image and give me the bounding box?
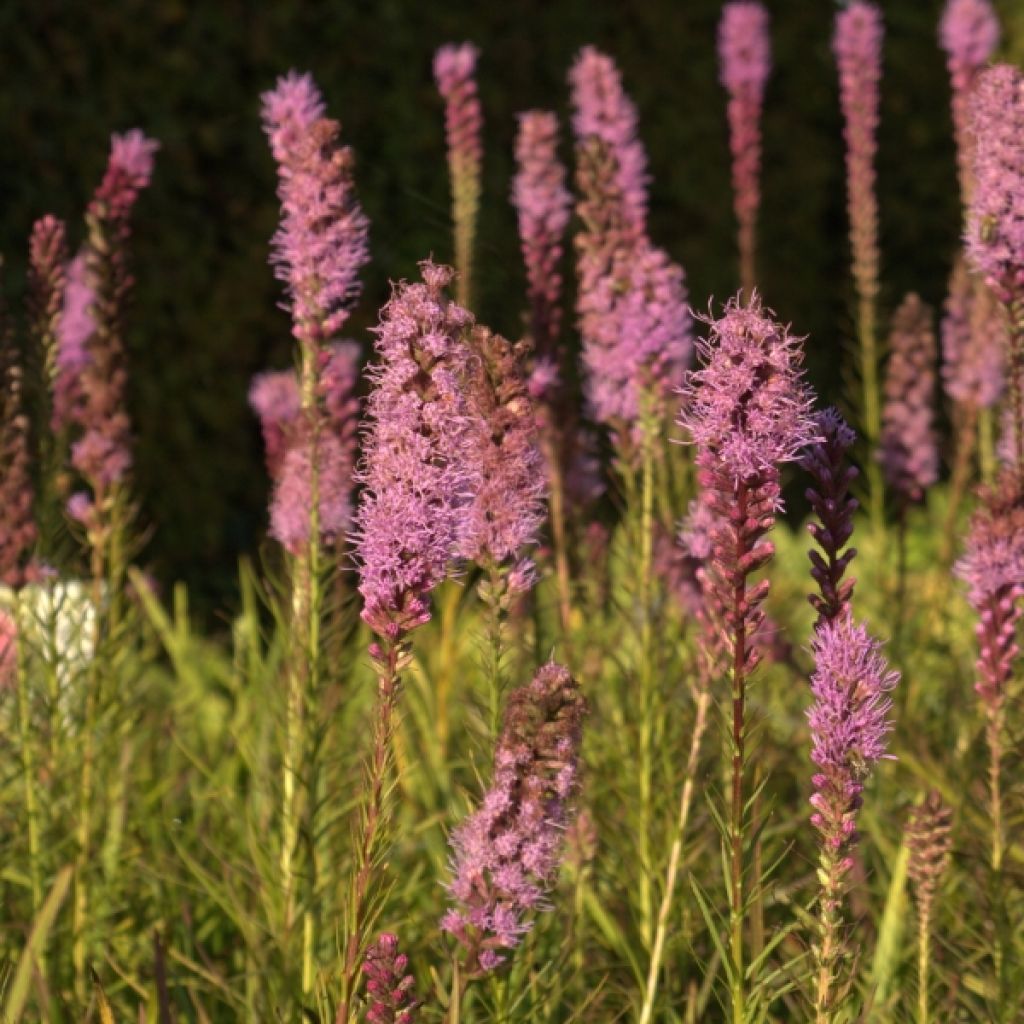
[2,0,1021,612]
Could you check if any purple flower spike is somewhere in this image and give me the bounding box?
[878,294,939,503]
[966,64,1024,303]
[941,257,1006,410]
[442,662,586,976]
[512,110,571,360]
[718,1,771,292]
[679,293,818,484]
[52,252,94,433]
[354,261,479,638]
[569,46,649,237]
[262,71,369,345]
[362,933,419,1024]
[808,615,898,861]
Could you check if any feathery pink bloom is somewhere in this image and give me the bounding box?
[442,662,586,975]
[802,409,859,630]
[940,0,1001,204]
[52,254,94,432]
[262,72,369,345]
[568,46,648,236]
[355,262,479,637]
[834,2,884,307]
[808,615,898,859]
[362,933,419,1024]
[878,294,939,502]
[249,369,301,481]
[679,294,818,483]
[941,258,1006,409]
[513,111,571,359]
[459,328,546,567]
[955,476,1024,709]
[718,1,771,292]
[966,64,1024,302]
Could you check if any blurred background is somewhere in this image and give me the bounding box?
[2,0,1022,613]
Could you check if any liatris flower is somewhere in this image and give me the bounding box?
[434,43,483,308]
[362,933,419,1024]
[1,327,36,588]
[249,369,301,481]
[808,615,899,1023]
[679,294,817,1020]
[460,327,545,568]
[879,294,939,504]
[441,661,586,975]
[941,257,1005,411]
[718,1,771,296]
[261,73,369,347]
[512,111,572,361]
[355,261,479,638]
[61,130,158,525]
[569,46,648,237]
[940,0,1000,204]
[28,215,68,390]
[802,409,859,631]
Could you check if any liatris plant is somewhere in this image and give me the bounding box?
[342,262,479,1022]
[441,661,586,983]
[940,0,1001,206]
[435,43,483,309]
[954,473,1024,873]
[905,791,954,1024]
[833,1,885,529]
[679,294,818,1022]
[879,294,939,506]
[362,934,420,1024]
[966,64,1024,474]
[718,1,771,298]
[807,615,899,1024]
[249,368,301,482]
[802,409,859,631]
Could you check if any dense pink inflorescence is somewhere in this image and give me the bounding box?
[679,294,818,483]
[801,409,859,630]
[808,616,898,863]
[362,933,419,1024]
[966,64,1024,302]
[878,294,939,503]
[52,254,95,432]
[718,1,771,289]
[434,43,483,178]
[512,111,572,361]
[833,1,884,306]
[941,258,1006,409]
[355,262,479,637]
[569,46,649,236]
[955,476,1024,709]
[939,0,1001,203]
[459,327,546,568]
[442,662,586,975]
[261,72,369,345]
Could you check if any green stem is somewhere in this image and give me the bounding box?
[15,611,43,921]
[857,298,884,535]
[638,430,656,952]
[813,844,844,1024]
[917,903,931,1024]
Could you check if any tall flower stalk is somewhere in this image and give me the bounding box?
[906,791,953,1024]
[718,1,771,298]
[807,616,898,1023]
[966,64,1024,476]
[261,69,369,990]
[435,43,483,309]
[341,262,479,1023]
[833,1,884,530]
[679,295,818,1022]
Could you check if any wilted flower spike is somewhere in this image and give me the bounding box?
[569,46,649,235]
[28,214,68,393]
[362,933,419,1024]
[355,261,479,637]
[718,1,771,292]
[878,294,939,503]
[966,64,1024,302]
[1,338,37,587]
[679,293,818,482]
[513,111,571,357]
[442,662,586,976]
[262,71,369,345]
[906,791,953,915]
